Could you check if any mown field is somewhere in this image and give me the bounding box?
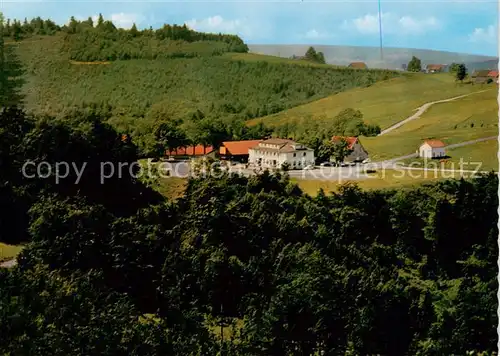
[0,242,23,262]
[445,139,498,171]
[292,168,482,196]
[399,139,498,172]
[153,167,482,200]
[361,89,498,161]
[248,73,489,130]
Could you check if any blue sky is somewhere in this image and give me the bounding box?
[1,0,498,56]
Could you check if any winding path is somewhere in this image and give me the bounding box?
[0,258,17,269]
[378,90,492,136]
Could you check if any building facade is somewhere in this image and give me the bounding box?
[418,140,446,158]
[426,64,445,73]
[248,138,315,169]
[332,136,369,163]
[471,70,491,84]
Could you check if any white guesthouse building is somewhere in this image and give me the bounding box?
[248,138,315,169]
[418,139,446,159]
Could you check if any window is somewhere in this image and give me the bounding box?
[303,152,306,156]
[293,153,296,157]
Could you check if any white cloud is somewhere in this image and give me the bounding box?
[303,29,332,40]
[468,25,497,44]
[185,15,252,37]
[110,13,143,29]
[343,12,441,35]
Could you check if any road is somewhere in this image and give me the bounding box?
[158,136,496,181]
[378,90,491,136]
[0,258,17,268]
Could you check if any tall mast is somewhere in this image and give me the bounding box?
[378,0,383,62]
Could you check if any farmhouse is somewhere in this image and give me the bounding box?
[426,64,445,73]
[471,70,491,84]
[332,136,369,163]
[219,140,262,162]
[348,62,368,69]
[487,70,499,83]
[166,145,214,158]
[418,139,446,159]
[248,138,315,169]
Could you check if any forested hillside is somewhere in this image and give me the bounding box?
[4,15,399,156]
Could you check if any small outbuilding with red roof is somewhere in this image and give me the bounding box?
[331,136,369,163]
[418,139,446,159]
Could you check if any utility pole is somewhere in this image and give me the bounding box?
[378,0,383,63]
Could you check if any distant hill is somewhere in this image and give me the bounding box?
[248,45,497,71]
[464,59,498,72]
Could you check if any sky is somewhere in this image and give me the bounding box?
[1,0,498,56]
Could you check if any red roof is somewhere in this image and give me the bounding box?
[332,136,358,149]
[487,70,499,78]
[166,145,214,156]
[427,64,445,70]
[423,139,445,148]
[348,62,367,69]
[220,140,261,156]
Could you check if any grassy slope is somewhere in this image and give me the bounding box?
[248,73,488,130]
[445,140,498,171]
[0,243,23,262]
[362,89,498,161]
[399,139,498,172]
[157,177,187,200]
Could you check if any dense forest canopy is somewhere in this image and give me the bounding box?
[0,13,498,354]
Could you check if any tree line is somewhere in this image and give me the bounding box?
[406,56,468,81]
[63,15,249,61]
[3,14,248,61]
[1,16,60,40]
[291,46,326,64]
